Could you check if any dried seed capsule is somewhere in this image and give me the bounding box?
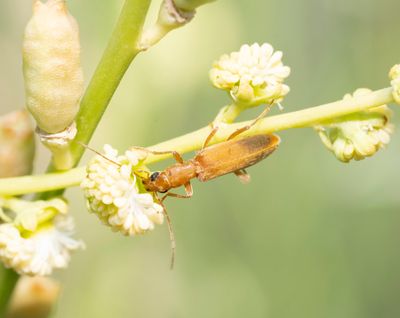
[23,0,84,134]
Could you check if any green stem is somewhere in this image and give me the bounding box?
[213,103,243,124]
[63,0,151,170]
[0,87,393,196]
[1,167,86,197]
[48,144,74,171]
[0,268,18,316]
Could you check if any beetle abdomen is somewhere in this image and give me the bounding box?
[194,134,280,182]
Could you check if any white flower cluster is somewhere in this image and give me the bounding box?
[209,43,290,105]
[317,88,393,162]
[81,145,164,236]
[0,215,83,276]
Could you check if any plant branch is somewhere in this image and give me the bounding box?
[56,0,151,172]
[0,86,394,196]
[0,168,85,197]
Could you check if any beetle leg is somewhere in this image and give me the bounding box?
[234,169,251,184]
[202,123,219,149]
[161,190,193,202]
[184,182,194,197]
[227,102,274,141]
[130,146,184,164]
[161,182,193,202]
[170,151,184,164]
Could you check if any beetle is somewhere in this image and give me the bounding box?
[139,102,278,201]
[141,134,280,201]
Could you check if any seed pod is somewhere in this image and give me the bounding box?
[23,0,84,134]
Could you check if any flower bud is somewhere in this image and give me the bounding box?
[0,110,35,177]
[173,0,216,11]
[7,276,60,318]
[209,43,290,107]
[81,145,164,236]
[389,64,400,104]
[140,0,195,49]
[23,0,84,134]
[157,0,195,30]
[317,88,393,162]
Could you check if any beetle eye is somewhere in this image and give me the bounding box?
[150,171,160,182]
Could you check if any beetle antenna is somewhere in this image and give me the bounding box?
[156,194,176,270]
[76,141,121,166]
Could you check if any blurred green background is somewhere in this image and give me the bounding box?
[2,0,400,317]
